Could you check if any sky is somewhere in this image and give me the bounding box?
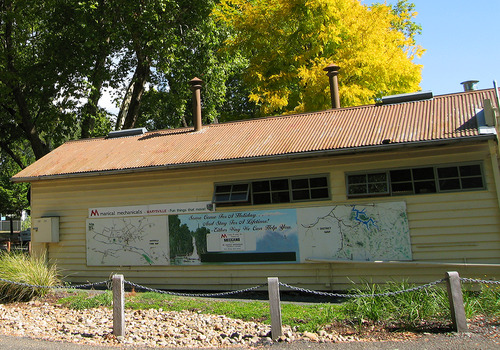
[375,0,500,95]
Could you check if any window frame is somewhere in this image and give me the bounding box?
[213,174,331,206]
[346,162,485,198]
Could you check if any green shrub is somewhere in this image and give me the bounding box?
[340,280,449,328]
[0,252,60,302]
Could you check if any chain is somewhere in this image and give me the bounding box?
[279,278,446,298]
[125,280,265,298]
[0,277,111,290]
[460,277,500,285]
[2,275,497,299]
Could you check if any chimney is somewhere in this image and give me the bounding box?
[461,80,479,92]
[323,63,341,109]
[189,77,203,131]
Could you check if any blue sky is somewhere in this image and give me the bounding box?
[374,0,500,95]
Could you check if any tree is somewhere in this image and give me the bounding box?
[214,0,424,116]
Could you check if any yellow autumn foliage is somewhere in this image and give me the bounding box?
[214,0,423,116]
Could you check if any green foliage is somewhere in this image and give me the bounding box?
[462,283,500,318]
[61,291,113,310]
[57,280,499,332]
[340,281,450,327]
[214,0,423,116]
[0,252,61,302]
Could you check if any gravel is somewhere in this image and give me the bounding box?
[0,299,498,349]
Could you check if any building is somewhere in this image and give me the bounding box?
[11,78,500,290]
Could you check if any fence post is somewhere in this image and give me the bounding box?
[112,274,125,337]
[267,277,283,339]
[445,271,467,332]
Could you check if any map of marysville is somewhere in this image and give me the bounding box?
[85,202,411,266]
[297,202,412,261]
[86,216,169,266]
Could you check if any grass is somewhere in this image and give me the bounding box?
[59,290,344,332]
[0,251,61,302]
[57,279,499,333]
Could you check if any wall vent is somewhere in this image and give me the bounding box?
[381,91,433,105]
[107,127,147,139]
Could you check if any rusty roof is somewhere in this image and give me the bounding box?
[12,88,499,181]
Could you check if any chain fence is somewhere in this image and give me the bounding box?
[0,275,498,300]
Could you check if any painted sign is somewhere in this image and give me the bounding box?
[85,202,411,266]
[88,201,214,218]
[86,216,169,266]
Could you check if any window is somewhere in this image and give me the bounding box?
[214,175,330,206]
[346,163,484,198]
[213,183,250,204]
[437,164,484,191]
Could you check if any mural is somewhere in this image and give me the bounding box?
[86,202,411,266]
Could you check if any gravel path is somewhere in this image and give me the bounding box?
[0,299,498,349]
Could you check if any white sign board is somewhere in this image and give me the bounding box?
[88,201,214,218]
[86,216,169,266]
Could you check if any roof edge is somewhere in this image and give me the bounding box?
[11,135,496,183]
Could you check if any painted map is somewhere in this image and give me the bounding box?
[297,202,411,261]
[86,216,169,266]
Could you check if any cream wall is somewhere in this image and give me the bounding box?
[29,142,500,290]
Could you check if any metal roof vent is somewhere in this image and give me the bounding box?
[381,91,433,105]
[107,127,147,139]
[461,80,479,92]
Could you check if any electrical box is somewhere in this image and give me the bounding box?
[32,217,59,243]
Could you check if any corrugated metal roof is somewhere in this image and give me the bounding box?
[12,88,499,181]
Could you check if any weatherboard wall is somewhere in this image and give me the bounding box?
[30,142,500,290]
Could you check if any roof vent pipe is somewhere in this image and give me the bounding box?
[323,63,341,109]
[461,80,479,92]
[189,77,203,131]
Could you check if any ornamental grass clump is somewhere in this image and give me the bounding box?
[0,251,60,302]
[340,280,449,328]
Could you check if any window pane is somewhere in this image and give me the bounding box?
[271,179,289,191]
[439,179,460,191]
[252,181,269,192]
[460,165,481,177]
[272,191,290,203]
[291,178,309,189]
[349,174,366,184]
[414,180,436,194]
[292,189,310,200]
[412,167,434,180]
[311,188,329,199]
[215,185,231,193]
[367,173,386,182]
[310,177,328,188]
[390,169,411,182]
[232,183,249,192]
[215,194,230,202]
[230,192,248,201]
[461,177,483,189]
[253,192,270,204]
[391,182,413,194]
[438,166,458,178]
[348,184,366,195]
[368,183,387,194]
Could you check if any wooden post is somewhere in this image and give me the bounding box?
[267,277,283,339]
[445,271,468,332]
[112,274,125,336]
[6,241,11,253]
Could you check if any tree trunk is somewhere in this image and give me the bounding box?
[115,79,134,130]
[122,56,150,129]
[80,1,110,139]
